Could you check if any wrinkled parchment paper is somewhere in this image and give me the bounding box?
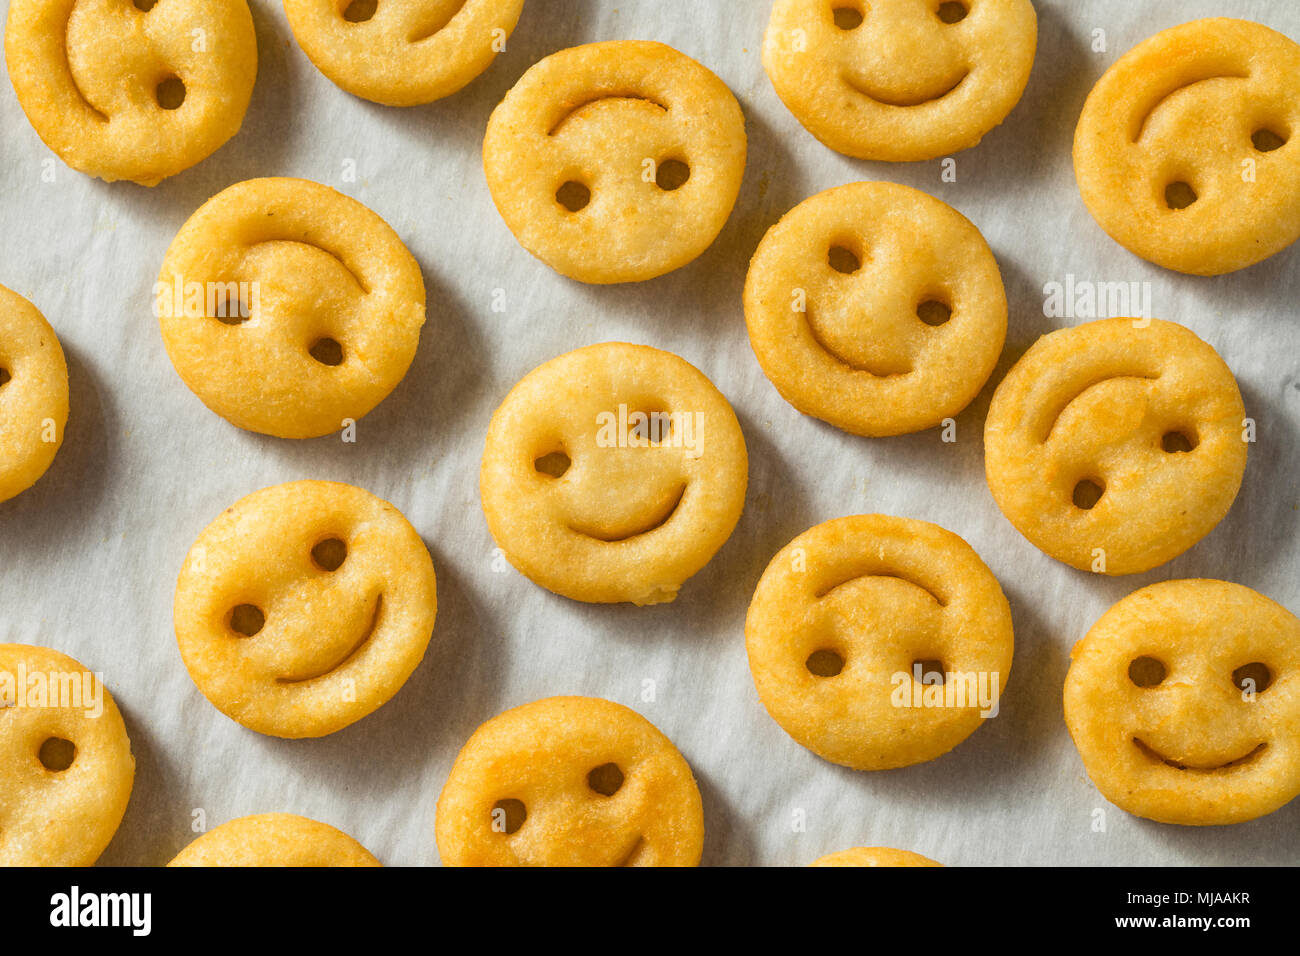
[1,0,1297,866]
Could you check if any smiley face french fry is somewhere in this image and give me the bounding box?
[283,0,526,107]
[157,178,427,439]
[5,0,257,185]
[0,644,135,866]
[984,318,1247,575]
[762,0,1037,161]
[483,41,747,284]
[169,813,381,866]
[436,696,704,867]
[746,514,1013,771]
[744,182,1007,437]
[479,343,747,606]
[0,286,68,505]
[1065,580,1300,826]
[810,847,943,867]
[1074,18,1300,275]
[174,481,437,738]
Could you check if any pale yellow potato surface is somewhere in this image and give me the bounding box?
[169,813,381,866]
[811,846,943,867]
[284,0,525,107]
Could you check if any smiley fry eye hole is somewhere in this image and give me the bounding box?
[587,763,625,796]
[1128,656,1166,688]
[311,537,348,572]
[917,299,952,326]
[1165,181,1197,210]
[1252,128,1287,152]
[490,798,527,834]
[229,604,266,637]
[655,159,691,191]
[1072,477,1105,510]
[156,76,186,110]
[556,181,591,213]
[0,368,10,388]
[1160,429,1198,453]
[627,407,673,444]
[212,292,250,326]
[806,649,844,677]
[534,450,571,478]
[937,1,968,23]
[342,0,377,22]
[828,244,861,274]
[914,659,946,685]
[39,737,77,772]
[832,4,864,30]
[309,337,344,366]
[133,0,157,10]
[1233,662,1273,694]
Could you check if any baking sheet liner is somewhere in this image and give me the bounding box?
[1,0,1297,865]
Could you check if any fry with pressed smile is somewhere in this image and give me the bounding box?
[1065,579,1300,826]
[762,0,1038,161]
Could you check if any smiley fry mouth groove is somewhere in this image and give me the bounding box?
[1039,373,1160,443]
[1131,72,1249,142]
[406,0,469,44]
[247,238,370,295]
[277,592,383,684]
[547,94,669,136]
[806,311,914,378]
[1133,738,1267,772]
[568,483,687,543]
[815,571,947,607]
[843,70,969,108]
[615,834,645,867]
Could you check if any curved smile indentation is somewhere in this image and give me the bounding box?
[1134,738,1266,772]
[568,483,686,542]
[806,314,912,378]
[277,593,383,684]
[407,0,469,43]
[548,95,669,136]
[815,572,947,607]
[1132,73,1249,142]
[843,70,969,108]
[1040,374,1159,442]
[614,834,645,867]
[63,12,109,122]
[246,240,370,294]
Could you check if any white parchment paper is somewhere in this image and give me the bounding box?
[1,0,1298,866]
